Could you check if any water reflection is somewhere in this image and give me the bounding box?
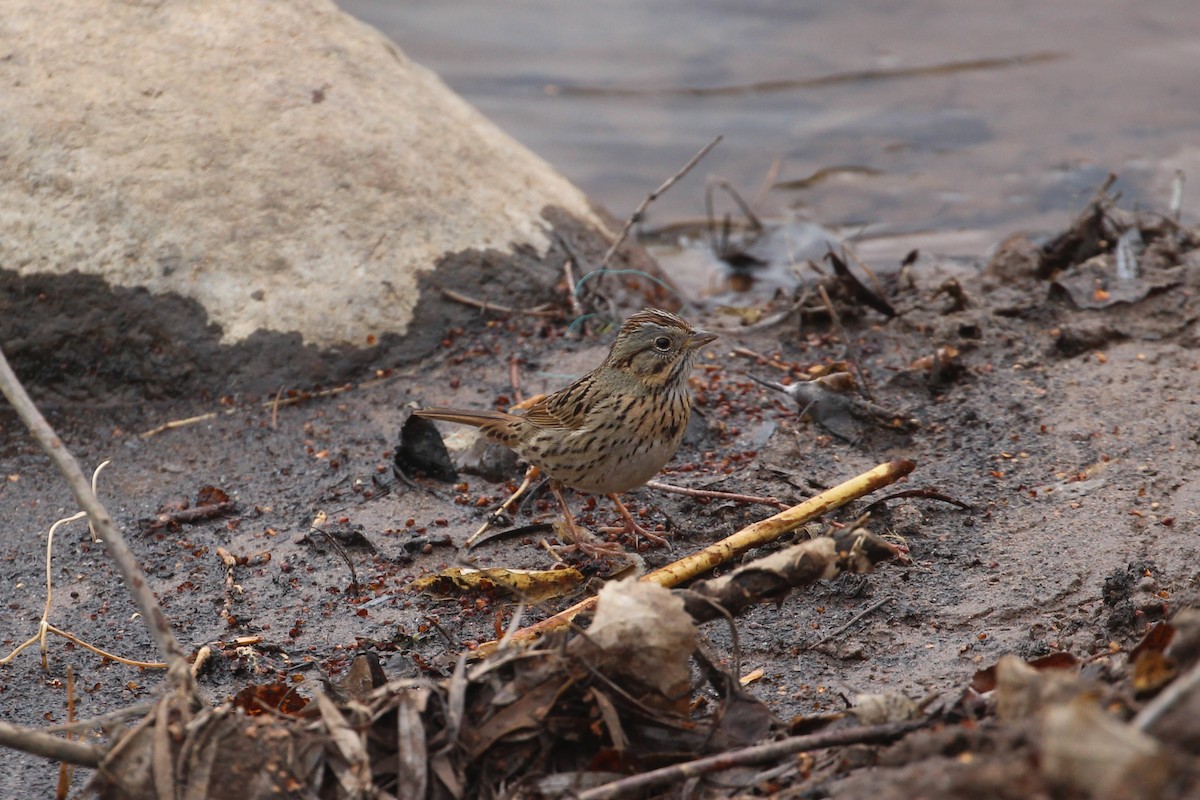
[339,0,1200,280]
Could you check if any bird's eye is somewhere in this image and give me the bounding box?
[653,336,672,351]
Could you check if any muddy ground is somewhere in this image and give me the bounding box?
[2,199,1200,797]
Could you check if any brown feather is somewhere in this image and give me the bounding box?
[412,407,518,428]
[414,307,716,500]
[523,372,599,430]
[412,406,525,447]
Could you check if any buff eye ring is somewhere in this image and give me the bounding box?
[653,336,672,351]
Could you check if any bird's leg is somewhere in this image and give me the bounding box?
[603,493,670,548]
[547,479,580,536]
[547,479,625,557]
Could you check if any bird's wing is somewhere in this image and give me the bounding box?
[520,372,597,430]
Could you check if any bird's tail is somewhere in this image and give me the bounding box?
[412,406,517,429]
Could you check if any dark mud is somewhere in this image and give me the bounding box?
[2,205,1200,796]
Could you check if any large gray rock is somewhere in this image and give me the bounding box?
[0,0,618,398]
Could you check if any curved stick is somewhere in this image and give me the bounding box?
[0,348,194,694]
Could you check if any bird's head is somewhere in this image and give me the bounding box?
[604,308,717,388]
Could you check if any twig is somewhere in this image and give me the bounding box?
[706,177,763,241]
[807,597,895,649]
[140,374,407,438]
[509,355,523,404]
[309,511,361,595]
[552,231,587,319]
[645,480,785,509]
[139,389,356,438]
[55,665,75,798]
[85,460,110,543]
[191,645,213,679]
[728,300,806,332]
[40,703,156,734]
[575,719,925,800]
[0,347,193,690]
[139,409,224,438]
[551,53,1060,99]
[0,473,168,671]
[842,247,892,316]
[271,386,285,429]
[751,157,783,213]
[465,466,542,548]
[149,501,236,528]
[817,283,875,403]
[860,488,973,516]
[563,256,584,318]
[0,720,104,768]
[441,288,560,318]
[731,346,794,372]
[217,547,238,627]
[477,459,914,653]
[600,135,723,269]
[0,623,167,670]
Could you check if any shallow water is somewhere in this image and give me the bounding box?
[340,0,1200,277]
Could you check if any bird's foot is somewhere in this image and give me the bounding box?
[557,537,629,559]
[599,523,670,548]
[603,493,671,549]
[543,479,629,559]
[547,518,628,559]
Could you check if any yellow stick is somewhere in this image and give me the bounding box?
[476,459,914,654]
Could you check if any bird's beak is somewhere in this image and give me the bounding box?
[687,329,718,349]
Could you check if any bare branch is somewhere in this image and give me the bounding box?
[0,347,194,693]
[600,135,723,268]
[0,719,104,767]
